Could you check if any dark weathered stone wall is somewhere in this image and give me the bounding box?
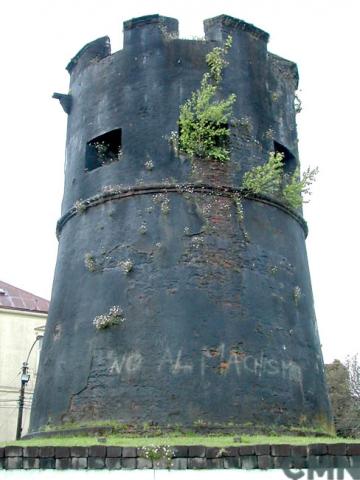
[2,444,360,470]
[30,14,332,433]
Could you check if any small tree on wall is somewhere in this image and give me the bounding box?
[177,36,236,162]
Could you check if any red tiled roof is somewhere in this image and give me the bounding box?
[0,281,49,314]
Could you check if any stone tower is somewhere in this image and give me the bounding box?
[30,14,333,435]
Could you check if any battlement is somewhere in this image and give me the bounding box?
[123,14,178,51]
[66,36,111,74]
[123,13,178,35]
[66,14,269,78]
[204,14,269,43]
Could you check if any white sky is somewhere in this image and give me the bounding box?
[0,0,359,364]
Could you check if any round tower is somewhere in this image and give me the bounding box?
[30,14,333,435]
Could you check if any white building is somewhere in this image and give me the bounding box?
[0,281,48,441]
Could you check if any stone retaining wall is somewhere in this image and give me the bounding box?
[1,444,360,470]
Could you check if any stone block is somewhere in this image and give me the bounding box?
[122,447,137,458]
[328,443,347,455]
[23,458,40,469]
[23,447,39,457]
[39,458,55,469]
[188,457,207,469]
[55,447,70,458]
[241,455,258,469]
[308,455,334,468]
[334,455,350,468]
[6,457,23,469]
[222,447,238,457]
[291,445,307,457]
[39,447,55,458]
[188,445,206,457]
[171,458,188,469]
[206,447,220,458]
[347,445,360,455]
[106,446,122,457]
[206,458,223,468]
[71,447,88,457]
[56,458,71,469]
[308,443,328,455]
[89,445,106,457]
[5,446,23,457]
[292,456,308,469]
[349,456,360,468]
[223,457,240,468]
[318,455,334,468]
[239,445,255,455]
[255,444,270,455]
[258,455,273,469]
[308,455,319,468]
[273,456,293,468]
[71,457,87,469]
[137,458,153,469]
[173,445,188,457]
[88,457,105,469]
[105,457,122,469]
[0,448,4,458]
[122,458,136,469]
[153,458,171,469]
[271,444,291,456]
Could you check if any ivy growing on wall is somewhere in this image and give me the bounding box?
[177,36,236,162]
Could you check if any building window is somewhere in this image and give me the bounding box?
[85,129,122,171]
[273,141,297,176]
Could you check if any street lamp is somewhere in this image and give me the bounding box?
[15,335,43,440]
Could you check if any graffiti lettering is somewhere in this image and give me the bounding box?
[106,344,302,385]
[109,352,142,375]
[158,348,193,374]
[201,344,303,385]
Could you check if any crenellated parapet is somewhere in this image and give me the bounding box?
[52,14,300,216]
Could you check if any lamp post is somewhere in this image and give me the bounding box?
[15,335,43,440]
[15,362,30,440]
